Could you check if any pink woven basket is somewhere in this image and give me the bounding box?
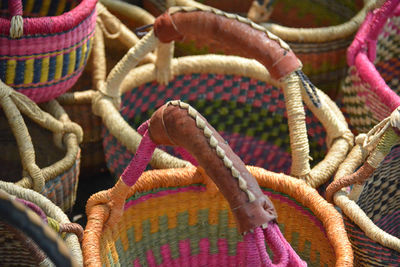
[0,0,97,103]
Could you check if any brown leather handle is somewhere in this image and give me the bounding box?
[148,100,277,233]
[153,7,301,80]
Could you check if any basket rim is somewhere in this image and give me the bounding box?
[0,0,97,36]
[347,0,400,112]
[83,166,353,266]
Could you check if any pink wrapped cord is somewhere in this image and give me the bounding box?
[245,222,307,266]
[9,0,23,16]
[121,121,156,187]
[16,198,48,223]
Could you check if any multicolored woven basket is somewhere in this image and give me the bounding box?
[0,181,83,266]
[95,6,354,190]
[330,1,400,265]
[326,106,400,266]
[142,0,376,98]
[0,79,83,211]
[83,101,353,266]
[0,0,97,103]
[342,0,400,134]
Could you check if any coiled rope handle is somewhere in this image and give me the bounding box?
[0,80,82,193]
[85,101,308,266]
[326,107,400,252]
[97,7,353,187]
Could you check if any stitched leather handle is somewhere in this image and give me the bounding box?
[148,101,277,233]
[153,7,301,80]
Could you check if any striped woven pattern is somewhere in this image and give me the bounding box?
[343,146,400,266]
[342,16,400,134]
[0,0,96,103]
[103,73,327,178]
[41,149,81,212]
[100,185,335,267]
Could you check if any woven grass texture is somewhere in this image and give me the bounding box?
[0,0,97,103]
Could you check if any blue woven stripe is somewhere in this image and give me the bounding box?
[32,0,42,14]
[48,55,56,81]
[15,60,25,85]
[33,58,42,83]
[62,52,69,77]
[83,38,91,63]
[0,59,6,81]
[48,0,59,16]
[74,45,82,71]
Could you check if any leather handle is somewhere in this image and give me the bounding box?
[153,7,301,80]
[148,101,277,233]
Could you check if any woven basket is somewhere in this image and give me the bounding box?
[325,106,400,266]
[341,0,400,134]
[0,80,82,211]
[83,101,353,266]
[141,0,377,98]
[94,6,353,190]
[326,2,400,264]
[0,181,83,266]
[0,0,97,103]
[57,2,155,176]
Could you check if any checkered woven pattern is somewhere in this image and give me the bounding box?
[41,149,81,212]
[100,185,335,266]
[103,73,327,179]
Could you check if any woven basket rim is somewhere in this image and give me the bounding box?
[0,0,97,36]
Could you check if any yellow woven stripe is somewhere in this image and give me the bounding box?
[56,0,67,16]
[40,57,49,83]
[6,60,17,85]
[24,59,34,84]
[25,0,35,14]
[270,197,335,265]
[54,54,63,80]
[79,41,88,68]
[68,50,76,75]
[40,0,51,16]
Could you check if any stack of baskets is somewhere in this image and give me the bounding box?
[0,0,399,266]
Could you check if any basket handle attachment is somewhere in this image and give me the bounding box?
[9,0,23,38]
[106,101,305,265]
[326,107,400,203]
[102,6,353,186]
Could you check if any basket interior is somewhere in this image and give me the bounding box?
[375,15,400,95]
[0,109,64,182]
[99,185,335,266]
[267,0,363,28]
[0,221,43,266]
[0,0,81,18]
[103,73,327,178]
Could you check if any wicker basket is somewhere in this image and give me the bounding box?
[0,181,83,266]
[325,107,400,266]
[94,6,353,190]
[142,0,378,98]
[0,79,82,211]
[0,0,97,103]
[57,2,155,176]
[83,101,353,266]
[327,1,400,265]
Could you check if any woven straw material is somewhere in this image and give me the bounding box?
[342,17,400,134]
[0,0,97,103]
[142,0,376,98]
[84,166,353,266]
[104,70,327,179]
[0,80,82,211]
[0,181,82,266]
